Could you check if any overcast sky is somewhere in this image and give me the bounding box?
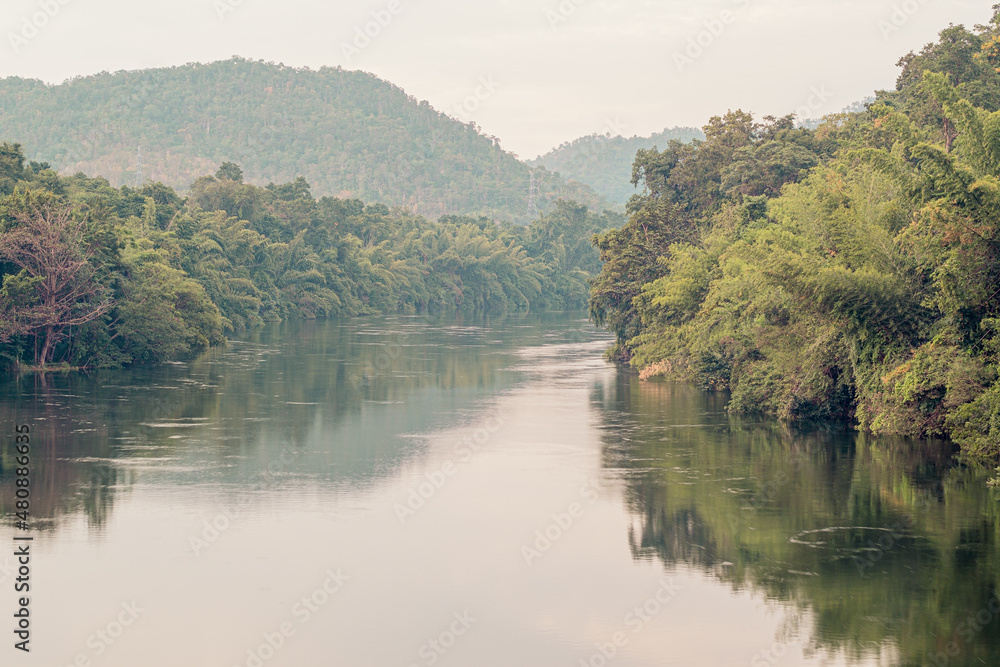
[0,0,992,158]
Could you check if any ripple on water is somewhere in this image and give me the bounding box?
[138,422,205,428]
[788,526,921,559]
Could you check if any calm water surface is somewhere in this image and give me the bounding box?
[1,313,998,667]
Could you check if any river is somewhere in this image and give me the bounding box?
[1,312,998,666]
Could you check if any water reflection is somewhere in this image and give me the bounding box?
[0,312,602,531]
[0,314,998,666]
[595,377,1000,666]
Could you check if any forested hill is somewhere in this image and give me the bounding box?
[529,127,704,205]
[0,57,605,224]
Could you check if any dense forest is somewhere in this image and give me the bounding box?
[589,12,1000,464]
[0,148,619,371]
[4,8,1000,467]
[530,127,704,205]
[0,58,607,224]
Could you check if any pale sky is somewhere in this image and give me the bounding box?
[0,0,992,158]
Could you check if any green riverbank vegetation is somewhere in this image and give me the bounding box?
[0,149,618,372]
[589,11,1000,464]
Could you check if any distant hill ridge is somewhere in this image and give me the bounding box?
[530,127,705,205]
[0,57,606,223]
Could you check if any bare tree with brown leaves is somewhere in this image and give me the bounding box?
[0,204,113,367]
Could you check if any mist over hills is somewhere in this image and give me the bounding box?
[0,57,608,223]
[529,127,705,205]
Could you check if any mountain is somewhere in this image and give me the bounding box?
[0,57,606,223]
[529,127,704,205]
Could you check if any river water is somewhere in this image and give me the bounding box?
[1,313,998,666]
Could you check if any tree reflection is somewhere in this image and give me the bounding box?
[0,313,593,530]
[594,375,1000,666]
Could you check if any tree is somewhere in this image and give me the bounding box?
[215,162,244,182]
[0,142,27,195]
[0,204,114,366]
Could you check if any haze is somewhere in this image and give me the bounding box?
[0,0,990,158]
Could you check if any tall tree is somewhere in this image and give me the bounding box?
[0,204,113,366]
